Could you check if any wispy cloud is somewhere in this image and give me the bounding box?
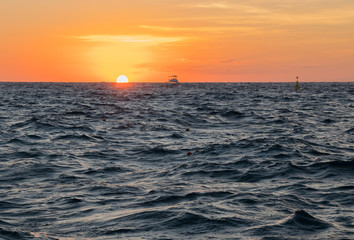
[180,2,268,13]
[140,25,256,33]
[181,2,230,9]
[179,1,354,25]
[77,35,186,44]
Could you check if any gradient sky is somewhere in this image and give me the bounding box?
[1,0,354,82]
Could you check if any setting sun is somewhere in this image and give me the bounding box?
[117,75,128,83]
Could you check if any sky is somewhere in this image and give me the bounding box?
[1,0,354,82]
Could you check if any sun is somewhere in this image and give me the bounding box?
[117,75,128,83]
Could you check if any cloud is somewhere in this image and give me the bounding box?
[221,58,237,64]
[77,35,186,45]
[180,1,268,13]
[181,2,230,9]
[178,1,354,25]
[140,25,256,33]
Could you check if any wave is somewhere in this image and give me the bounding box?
[221,110,245,118]
[346,127,354,133]
[247,210,332,237]
[0,227,32,240]
[81,166,128,175]
[1,82,353,239]
[54,134,94,141]
[309,159,354,176]
[9,117,39,129]
[6,138,34,145]
[141,191,234,207]
[279,210,331,230]
[134,146,181,155]
[88,184,142,196]
[162,211,248,230]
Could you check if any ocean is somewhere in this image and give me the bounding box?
[0,82,353,240]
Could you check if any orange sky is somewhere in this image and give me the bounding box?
[1,0,354,82]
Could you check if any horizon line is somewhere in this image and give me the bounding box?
[0,81,353,83]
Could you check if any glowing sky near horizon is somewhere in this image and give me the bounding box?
[1,0,354,82]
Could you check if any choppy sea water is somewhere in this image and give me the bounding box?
[0,82,353,240]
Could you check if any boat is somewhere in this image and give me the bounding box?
[168,75,178,84]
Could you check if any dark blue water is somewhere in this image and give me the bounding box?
[0,82,353,240]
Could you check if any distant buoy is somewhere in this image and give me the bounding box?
[295,77,300,91]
